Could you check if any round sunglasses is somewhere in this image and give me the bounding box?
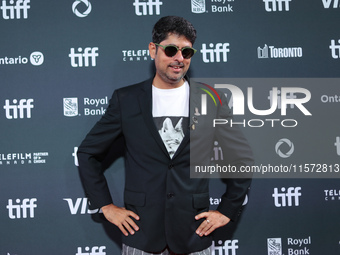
[154,43,197,59]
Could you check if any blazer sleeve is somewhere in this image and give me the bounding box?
[77,90,123,209]
[214,93,254,221]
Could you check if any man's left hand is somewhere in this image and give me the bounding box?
[195,210,230,236]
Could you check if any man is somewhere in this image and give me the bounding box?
[77,16,253,255]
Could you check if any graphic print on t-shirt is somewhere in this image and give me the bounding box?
[154,116,188,158]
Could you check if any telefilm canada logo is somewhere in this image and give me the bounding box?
[191,0,235,14]
[196,79,312,128]
[122,48,151,62]
[0,151,49,165]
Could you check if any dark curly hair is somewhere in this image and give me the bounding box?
[152,16,197,45]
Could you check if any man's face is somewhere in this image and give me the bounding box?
[149,33,193,88]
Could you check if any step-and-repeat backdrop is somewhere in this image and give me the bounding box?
[1,0,340,254]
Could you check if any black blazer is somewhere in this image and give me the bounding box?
[77,77,254,254]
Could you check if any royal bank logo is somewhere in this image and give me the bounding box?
[191,0,234,14]
[133,0,162,16]
[64,98,78,117]
[263,0,292,12]
[258,44,302,59]
[191,0,206,13]
[275,138,294,158]
[267,238,282,255]
[64,96,108,117]
[72,0,92,18]
[322,0,340,8]
[329,39,340,59]
[1,0,30,19]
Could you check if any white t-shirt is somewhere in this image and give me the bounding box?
[152,81,189,158]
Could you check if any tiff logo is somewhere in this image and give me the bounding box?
[268,88,297,110]
[1,0,30,19]
[6,198,37,219]
[335,137,340,156]
[3,99,34,119]
[69,47,99,67]
[329,39,340,59]
[133,0,162,16]
[263,0,292,12]
[64,198,101,215]
[322,0,340,8]
[201,43,230,63]
[211,240,238,255]
[272,187,301,207]
[76,246,106,255]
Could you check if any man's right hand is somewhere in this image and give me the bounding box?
[101,203,140,236]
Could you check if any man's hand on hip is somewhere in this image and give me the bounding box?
[195,210,230,237]
[101,203,140,236]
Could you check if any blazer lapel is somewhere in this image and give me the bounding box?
[171,79,200,159]
[138,78,171,158]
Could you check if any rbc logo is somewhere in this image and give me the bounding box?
[133,0,162,16]
[200,43,230,63]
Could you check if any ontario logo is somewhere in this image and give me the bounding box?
[198,82,222,115]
